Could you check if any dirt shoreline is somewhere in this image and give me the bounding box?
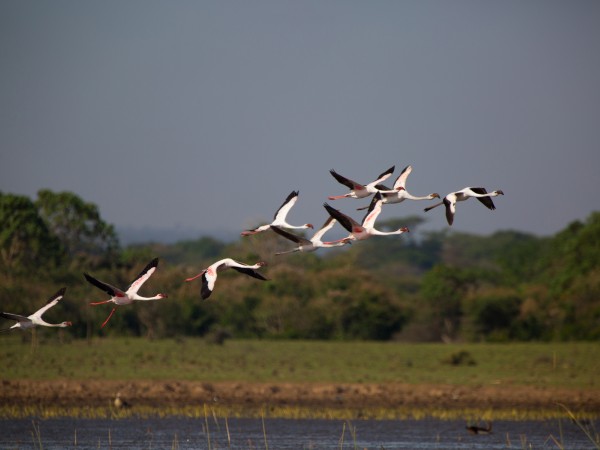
[2,379,599,415]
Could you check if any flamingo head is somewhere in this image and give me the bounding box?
[256,261,268,267]
[431,193,441,199]
[305,223,314,229]
[400,227,410,233]
[62,321,73,327]
[158,293,168,299]
[395,186,406,191]
[495,190,505,195]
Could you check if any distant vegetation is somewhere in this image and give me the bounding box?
[1,189,599,341]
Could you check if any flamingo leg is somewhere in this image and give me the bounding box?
[185,272,205,282]
[327,194,348,200]
[100,308,117,328]
[90,299,113,306]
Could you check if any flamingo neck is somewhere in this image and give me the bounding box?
[131,294,164,301]
[404,192,434,200]
[370,228,406,236]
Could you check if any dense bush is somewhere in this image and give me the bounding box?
[1,190,598,342]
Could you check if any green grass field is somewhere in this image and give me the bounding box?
[1,336,598,389]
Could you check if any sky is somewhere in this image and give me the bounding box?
[1,1,599,243]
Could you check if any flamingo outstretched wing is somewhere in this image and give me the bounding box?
[127,258,159,295]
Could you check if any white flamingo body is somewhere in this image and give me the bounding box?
[324,193,409,241]
[0,288,72,331]
[185,258,268,300]
[271,217,352,255]
[328,165,395,200]
[241,191,313,236]
[84,258,167,328]
[359,165,439,209]
[424,187,504,226]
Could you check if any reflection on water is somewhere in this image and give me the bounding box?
[1,417,597,449]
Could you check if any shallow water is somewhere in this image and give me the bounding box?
[1,417,597,449]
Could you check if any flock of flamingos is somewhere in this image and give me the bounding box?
[1,164,504,332]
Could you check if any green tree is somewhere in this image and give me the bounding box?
[419,265,486,341]
[542,212,600,292]
[35,189,120,268]
[0,192,63,271]
[464,289,522,341]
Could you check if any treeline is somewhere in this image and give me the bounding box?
[1,190,599,341]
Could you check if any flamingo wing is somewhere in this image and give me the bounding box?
[231,266,268,281]
[323,203,358,233]
[200,272,214,300]
[368,165,395,187]
[271,226,310,245]
[84,273,126,298]
[311,216,338,242]
[272,191,299,222]
[361,192,384,229]
[470,187,497,210]
[127,258,159,295]
[443,197,455,225]
[392,165,412,190]
[30,287,66,320]
[0,312,30,323]
[329,170,363,191]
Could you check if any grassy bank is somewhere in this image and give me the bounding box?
[1,336,598,389]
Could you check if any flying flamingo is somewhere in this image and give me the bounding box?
[241,190,313,236]
[271,216,353,255]
[185,258,268,300]
[357,165,439,210]
[323,192,410,241]
[424,187,504,226]
[0,287,72,331]
[328,165,395,200]
[84,258,168,328]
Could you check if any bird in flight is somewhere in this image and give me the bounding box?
[324,192,410,241]
[424,187,504,226]
[328,165,395,200]
[84,258,168,328]
[185,258,268,300]
[0,287,72,331]
[241,191,313,236]
[271,216,352,255]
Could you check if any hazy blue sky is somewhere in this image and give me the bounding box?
[1,1,599,242]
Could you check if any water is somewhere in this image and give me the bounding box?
[0,417,597,449]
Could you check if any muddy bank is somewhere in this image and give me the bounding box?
[2,379,598,414]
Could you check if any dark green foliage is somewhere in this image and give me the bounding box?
[541,212,600,292]
[467,292,522,341]
[0,192,63,271]
[1,187,598,342]
[35,189,120,268]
